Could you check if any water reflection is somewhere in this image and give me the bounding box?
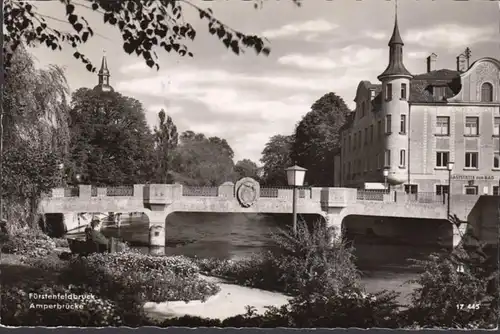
[102,212,449,302]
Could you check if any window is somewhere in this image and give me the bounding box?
[465,117,479,136]
[364,159,368,172]
[371,90,376,98]
[376,154,380,169]
[465,152,478,169]
[436,185,449,195]
[378,120,383,138]
[370,125,374,142]
[385,83,392,101]
[384,150,391,167]
[433,86,446,100]
[348,162,351,179]
[401,83,407,100]
[494,117,500,136]
[364,128,368,145]
[465,186,478,195]
[400,115,407,134]
[494,153,499,169]
[348,136,351,151]
[494,186,499,196]
[481,82,493,102]
[353,133,357,150]
[436,151,449,168]
[399,149,406,167]
[436,116,450,136]
[343,138,347,154]
[404,184,418,194]
[385,115,392,134]
[361,102,366,117]
[358,131,361,148]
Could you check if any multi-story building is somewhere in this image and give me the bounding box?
[335,15,500,196]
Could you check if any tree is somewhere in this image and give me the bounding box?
[68,88,155,186]
[3,46,70,157]
[2,0,301,72]
[171,131,235,186]
[1,46,69,227]
[234,159,259,181]
[260,134,293,186]
[153,109,178,183]
[290,93,350,186]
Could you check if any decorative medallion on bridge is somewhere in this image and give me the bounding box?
[235,177,260,208]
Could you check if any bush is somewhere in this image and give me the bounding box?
[61,252,220,305]
[404,218,499,329]
[196,220,362,297]
[1,229,56,257]
[52,237,69,248]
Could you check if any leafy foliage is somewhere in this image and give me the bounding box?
[68,88,156,185]
[260,134,293,186]
[1,229,57,257]
[171,131,235,186]
[196,220,362,297]
[404,218,498,329]
[291,92,351,186]
[153,109,178,183]
[234,159,260,181]
[3,0,298,71]
[61,252,220,305]
[3,47,70,154]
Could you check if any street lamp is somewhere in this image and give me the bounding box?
[285,165,307,235]
[383,168,390,192]
[447,161,454,219]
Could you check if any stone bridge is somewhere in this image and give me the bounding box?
[38,178,481,247]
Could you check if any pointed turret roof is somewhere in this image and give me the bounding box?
[388,13,404,46]
[93,51,114,92]
[377,6,412,80]
[98,53,110,76]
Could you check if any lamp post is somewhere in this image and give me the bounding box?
[383,168,389,192]
[285,165,307,235]
[447,161,454,219]
[58,163,64,187]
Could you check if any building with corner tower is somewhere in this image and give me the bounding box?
[334,12,500,196]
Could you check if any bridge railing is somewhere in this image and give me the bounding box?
[182,186,219,197]
[260,187,310,199]
[356,190,387,201]
[395,192,446,204]
[64,187,79,197]
[107,186,134,196]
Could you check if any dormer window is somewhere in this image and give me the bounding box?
[432,86,446,100]
[481,82,493,102]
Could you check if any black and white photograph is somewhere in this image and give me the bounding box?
[1,0,499,330]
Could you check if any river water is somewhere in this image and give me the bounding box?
[103,212,449,304]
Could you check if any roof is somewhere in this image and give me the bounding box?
[388,17,404,46]
[409,69,461,103]
[341,68,463,133]
[98,54,110,76]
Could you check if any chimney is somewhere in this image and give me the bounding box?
[456,56,461,72]
[426,53,437,73]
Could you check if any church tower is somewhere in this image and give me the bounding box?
[93,51,114,92]
[377,3,412,187]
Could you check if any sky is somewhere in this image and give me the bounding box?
[28,0,500,164]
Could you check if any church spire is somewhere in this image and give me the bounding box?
[94,50,114,92]
[377,0,412,80]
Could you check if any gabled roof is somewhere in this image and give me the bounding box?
[409,69,461,103]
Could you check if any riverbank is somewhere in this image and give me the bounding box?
[144,275,291,321]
